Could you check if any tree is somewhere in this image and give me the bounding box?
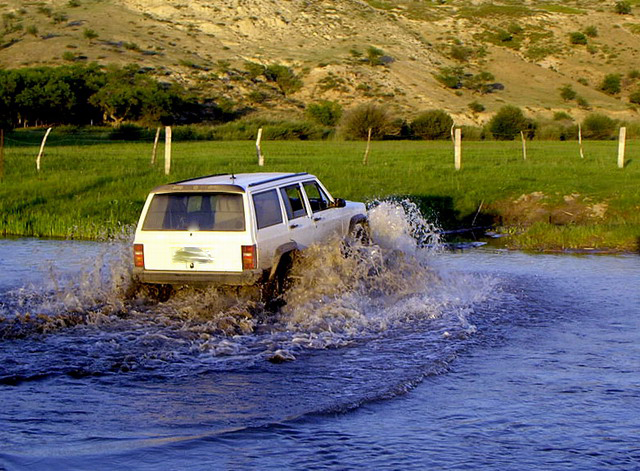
[600,74,621,95]
[410,110,454,140]
[340,103,393,140]
[488,105,531,140]
[305,101,343,127]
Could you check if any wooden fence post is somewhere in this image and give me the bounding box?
[618,126,626,169]
[36,127,53,172]
[164,126,172,175]
[520,131,527,161]
[578,123,585,159]
[256,128,264,166]
[151,127,161,165]
[362,127,372,165]
[454,128,462,170]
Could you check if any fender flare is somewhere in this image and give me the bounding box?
[268,242,300,280]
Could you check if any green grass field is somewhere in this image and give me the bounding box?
[1,136,638,252]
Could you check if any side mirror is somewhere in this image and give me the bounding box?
[333,198,347,208]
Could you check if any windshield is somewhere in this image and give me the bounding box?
[142,193,245,231]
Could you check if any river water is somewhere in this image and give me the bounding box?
[0,203,638,471]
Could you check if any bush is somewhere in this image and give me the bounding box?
[629,89,640,105]
[584,26,598,38]
[569,32,588,45]
[576,96,591,109]
[469,101,485,113]
[582,114,617,140]
[264,65,303,96]
[410,110,454,140]
[615,1,632,14]
[340,103,393,140]
[488,105,532,140]
[559,84,577,101]
[553,111,573,121]
[305,101,343,127]
[108,124,150,141]
[600,74,622,95]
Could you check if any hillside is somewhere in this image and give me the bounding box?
[2,0,640,125]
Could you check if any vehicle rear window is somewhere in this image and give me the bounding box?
[253,190,283,229]
[142,193,245,231]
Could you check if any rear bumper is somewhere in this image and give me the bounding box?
[133,268,263,286]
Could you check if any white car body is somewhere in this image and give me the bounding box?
[132,172,367,288]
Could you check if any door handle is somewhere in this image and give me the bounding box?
[313,217,322,222]
[289,224,299,229]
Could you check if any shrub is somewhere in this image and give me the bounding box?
[264,64,302,96]
[305,101,343,127]
[366,46,385,66]
[553,111,573,121]
[582,113,617,139]
[629,89,640,105]
[340,103,393,140]
[488,105,532,140]
[569,32,588,45]
[559,84,577,101]
[614,1,632,14]
[450,44,473,62]
[410,110,454,140]
[83,28,98,41]
[584,26,598,38]
[576,96,591,109]
[599,74,621,95]
[435,66,465,89]
[628,69,640,80]
[468,101,485,113]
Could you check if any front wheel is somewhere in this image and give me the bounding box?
[348,221,371,245]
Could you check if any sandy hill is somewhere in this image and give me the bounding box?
[1,0,640,124]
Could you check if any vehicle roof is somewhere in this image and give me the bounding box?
[151,172,313,194]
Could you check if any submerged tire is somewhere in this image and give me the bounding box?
[347,220,371,245]
[262,251,298,309]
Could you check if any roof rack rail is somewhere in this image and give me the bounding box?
[248,172,309,187]
[168,173,230,185]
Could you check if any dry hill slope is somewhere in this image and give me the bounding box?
[1,0,640,124]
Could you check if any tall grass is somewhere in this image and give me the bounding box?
[0,139,638,251]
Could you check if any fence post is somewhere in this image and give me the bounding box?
[164,126,172,175]
[256,128,264,166]
[151,127,161,165]
[618,126,626,169]
[362,127,372,165]
[454,128,462,170]
[36,127,53,172]
[520,131,527,161]
[578,123,585,159]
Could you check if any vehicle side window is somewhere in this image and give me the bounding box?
[253,190,283,229]
[280,184,307,220]
[302,181,330,213]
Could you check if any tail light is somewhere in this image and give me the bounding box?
[133,244,145,268]
[241,245,257,270]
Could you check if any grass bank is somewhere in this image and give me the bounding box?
[0,137,638,252]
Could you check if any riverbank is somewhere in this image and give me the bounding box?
[1,139,638,252]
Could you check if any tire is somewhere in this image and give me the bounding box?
[262,251,297,308]
[349,220,371,245]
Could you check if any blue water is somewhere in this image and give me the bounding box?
[0,237,638,471]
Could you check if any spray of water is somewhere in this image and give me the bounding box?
[0,199,495,367]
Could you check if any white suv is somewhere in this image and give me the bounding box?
[132,172,368,297]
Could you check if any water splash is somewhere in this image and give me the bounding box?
[0,199,495,374]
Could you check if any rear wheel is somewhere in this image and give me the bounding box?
[262,251,298,309]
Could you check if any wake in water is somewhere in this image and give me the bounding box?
[0,200,496,376]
